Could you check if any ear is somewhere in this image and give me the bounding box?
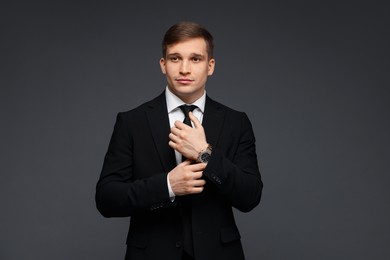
[207,58,215,76]
[159,58,166,74]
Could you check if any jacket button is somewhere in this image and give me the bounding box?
[175,241,182,248]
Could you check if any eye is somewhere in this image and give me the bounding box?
[192,57,202,62]
[169,56,179,62]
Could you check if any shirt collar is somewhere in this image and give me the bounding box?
[165,86,206,114]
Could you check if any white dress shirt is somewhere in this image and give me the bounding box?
[165,86,206,199]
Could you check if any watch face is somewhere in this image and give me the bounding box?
[200,152,211,163]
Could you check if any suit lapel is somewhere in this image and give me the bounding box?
[146,92,177,172]
[203,96,225,148]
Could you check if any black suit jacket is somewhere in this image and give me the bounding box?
[96,92,263,260]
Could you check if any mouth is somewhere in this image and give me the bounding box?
[175,78,194,84]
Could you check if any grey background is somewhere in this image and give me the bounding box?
[1,1,389,259]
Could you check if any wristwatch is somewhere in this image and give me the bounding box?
[197,144,212,163]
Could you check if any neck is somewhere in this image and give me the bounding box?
[180,94,202,104]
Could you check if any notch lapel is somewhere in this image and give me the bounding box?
[202,96,225,148]
[146,92,177,172]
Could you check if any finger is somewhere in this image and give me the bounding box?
[174,120,190,130]
[186,170,204,180]
[191,179,206,187]
[190,186,204,194]
[169,133,180,143]
[188,162,207,171]
[189,112,201,128]
[169,141,184,153]
[170,126,180,135]
[180,159,192,166]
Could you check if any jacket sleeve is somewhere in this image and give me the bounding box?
[95,112,174,218]
[203,112,263,212]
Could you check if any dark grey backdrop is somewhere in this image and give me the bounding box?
[1,1,389,259]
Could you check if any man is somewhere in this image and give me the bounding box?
[96,21,263,260]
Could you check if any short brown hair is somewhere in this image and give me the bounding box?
[162,21,214,59]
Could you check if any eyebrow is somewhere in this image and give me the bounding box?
[167,53,205,58]
[191,54,205,59]
[166,53,180,57]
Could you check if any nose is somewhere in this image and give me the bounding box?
[180,60,191,75]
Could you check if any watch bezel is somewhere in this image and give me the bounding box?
[200,152,211,163]
[198,144,212,163]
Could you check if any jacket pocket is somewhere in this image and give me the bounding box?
[220,225,241,244]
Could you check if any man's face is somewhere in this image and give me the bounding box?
[160,37,215,103]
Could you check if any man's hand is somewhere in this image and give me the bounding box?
[169,112,208,161]
[168,160,207,196]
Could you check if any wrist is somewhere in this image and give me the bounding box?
[191,142,208,160]
[197,144,212,163]
[197,142,209,154]
[167,172,176,200]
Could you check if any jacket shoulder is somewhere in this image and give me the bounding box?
[117,92,165,119]
[207,96,248,118]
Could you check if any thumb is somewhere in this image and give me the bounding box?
[189,111,201,128]
[180,159,192,166]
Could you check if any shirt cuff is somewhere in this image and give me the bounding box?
[167,172,176,202]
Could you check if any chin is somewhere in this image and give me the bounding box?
[173,87,195,94]
[169,85,204,100]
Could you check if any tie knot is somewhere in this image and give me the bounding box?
[179,105,197,115]
[179,105,197,127]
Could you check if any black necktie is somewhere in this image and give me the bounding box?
[178,104,197,256]
[179,105,197,127]
[179,105,197,162]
